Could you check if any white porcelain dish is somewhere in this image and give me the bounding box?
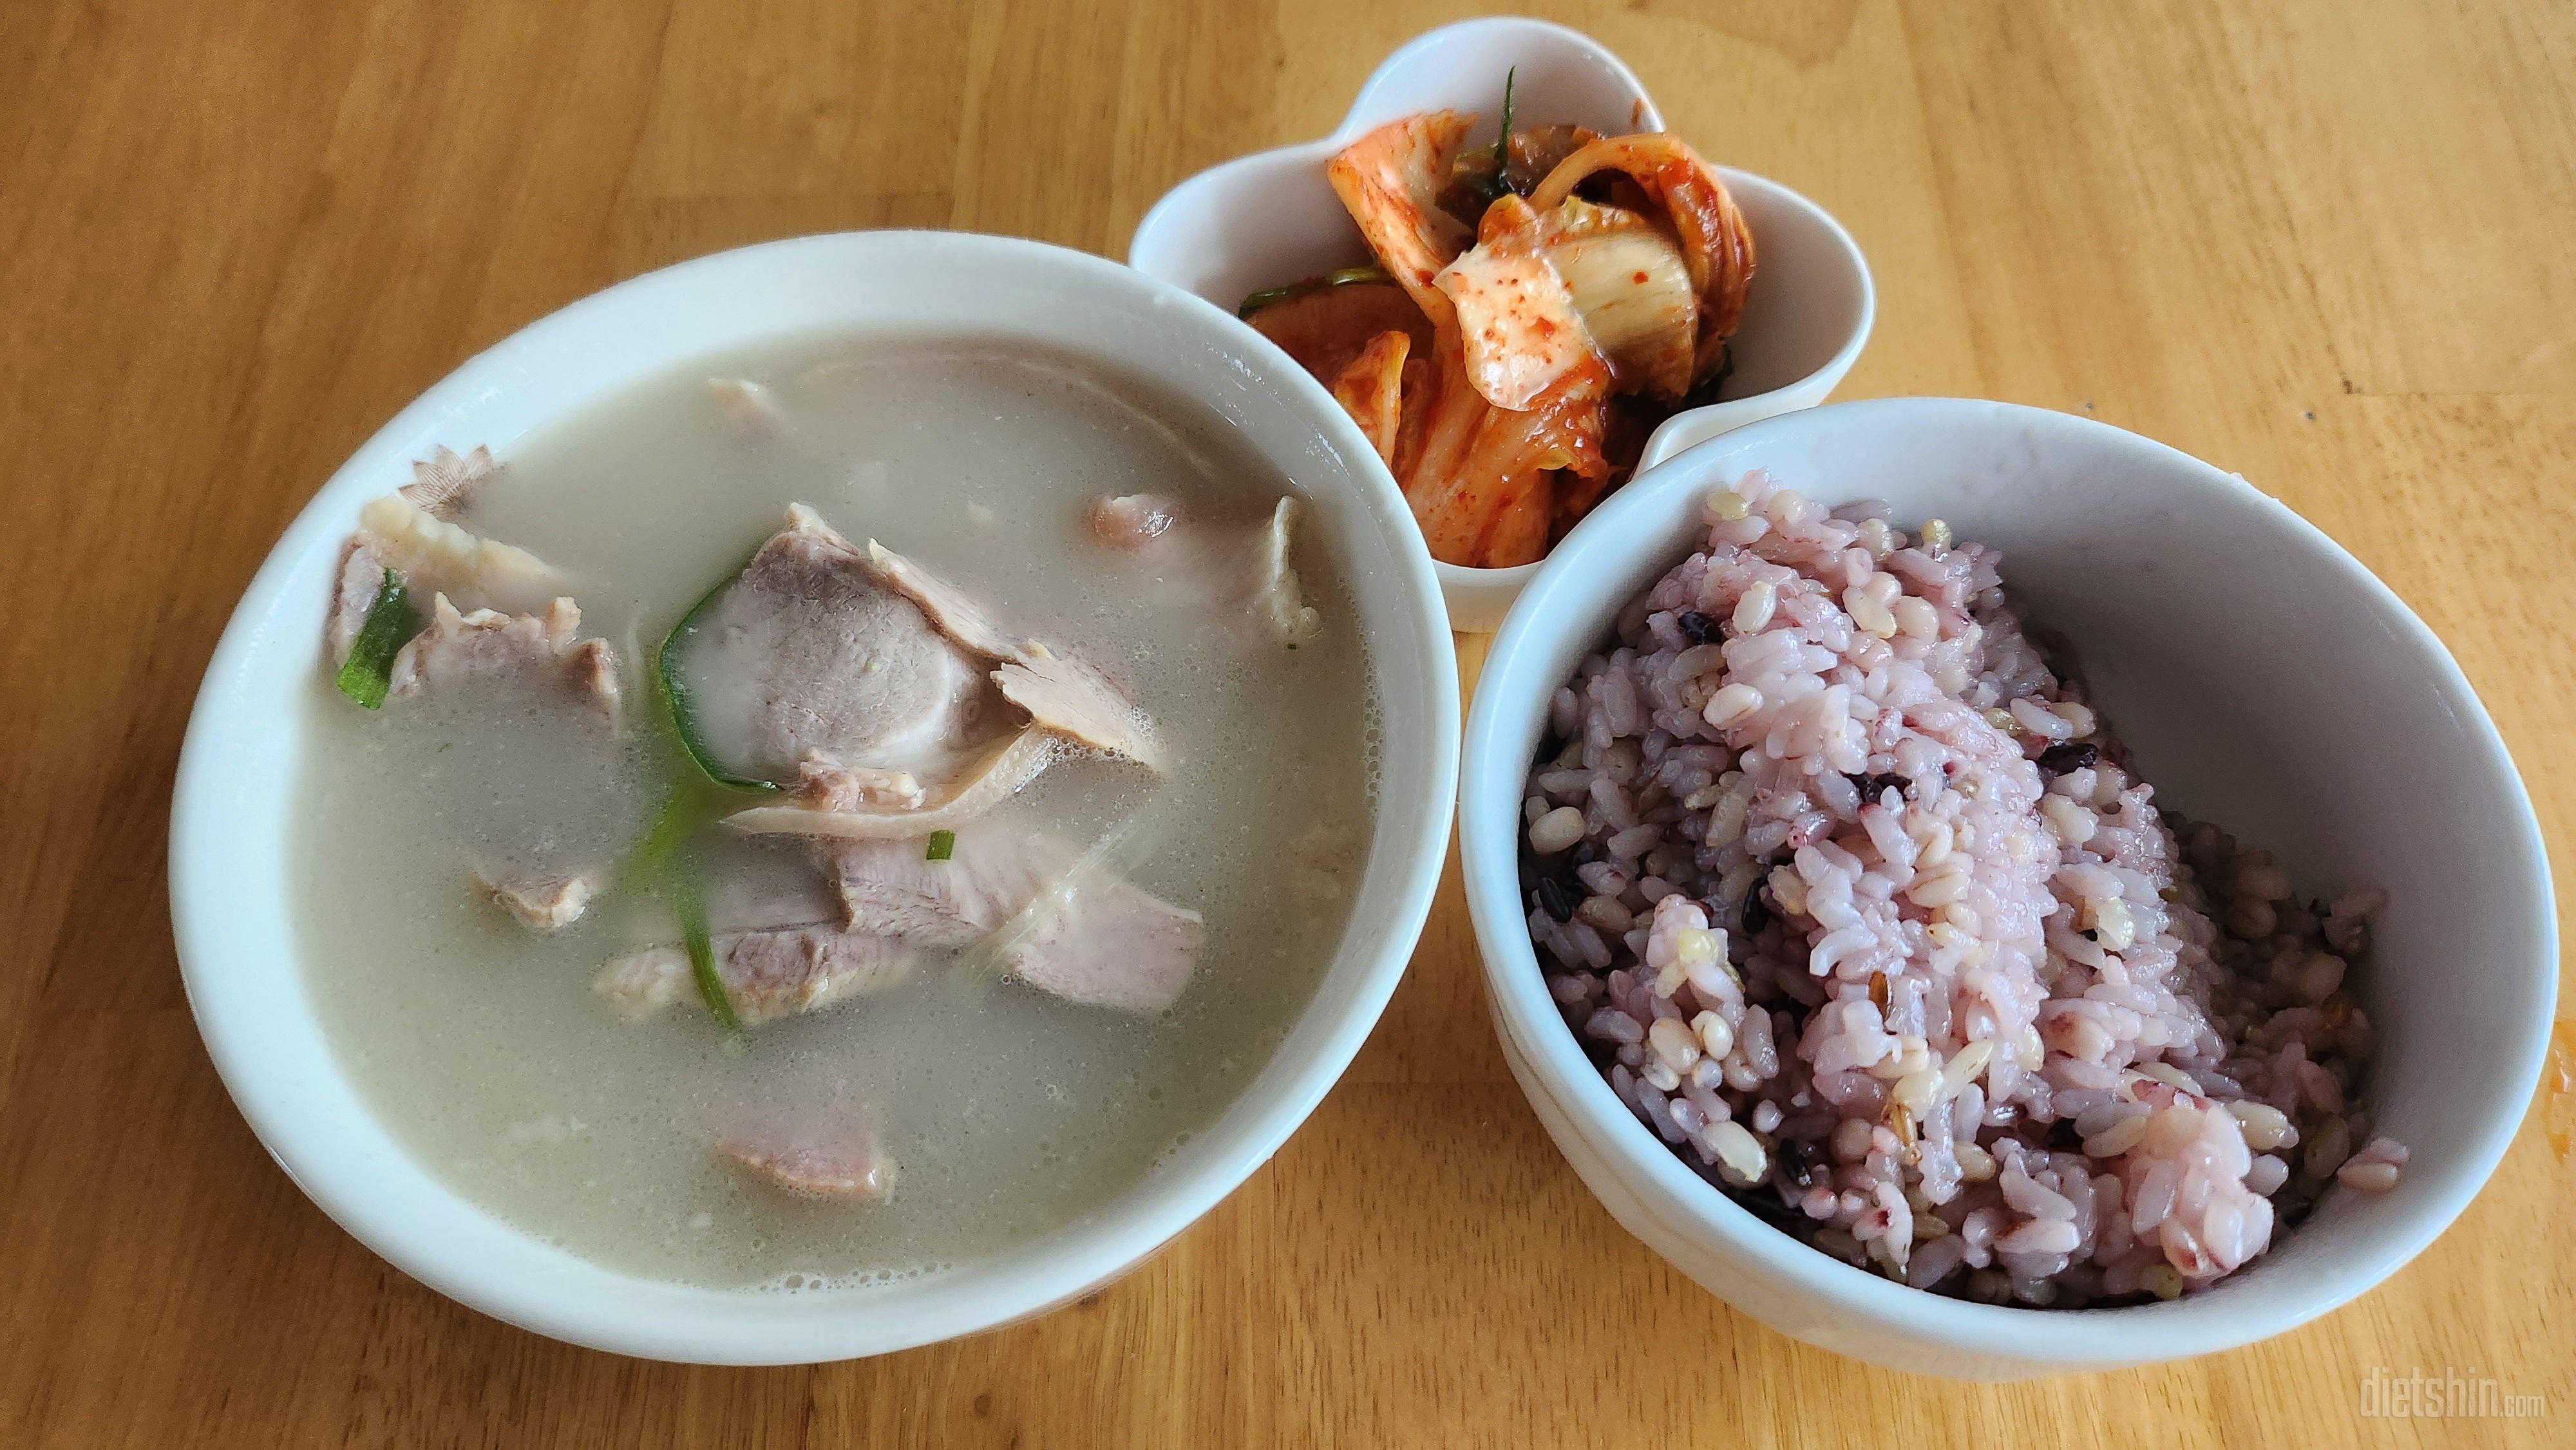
[169,231,1462,1364]
[1459,397,2557,1379]
[1128,15,1875,631]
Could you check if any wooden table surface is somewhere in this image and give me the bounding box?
[6,0,2572,1444]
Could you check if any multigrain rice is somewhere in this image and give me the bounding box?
[1520,470,2399,1306]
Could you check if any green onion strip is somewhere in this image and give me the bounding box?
[627,543,795,1035]
[665,847,743,1036]
[334,567,421,709]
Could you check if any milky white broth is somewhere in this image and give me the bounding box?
[289,337,1378,1289]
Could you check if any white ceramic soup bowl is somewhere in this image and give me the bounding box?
[1459,398,2557,1379]
[171,231,1461,1364]
[1128,15,1877,632]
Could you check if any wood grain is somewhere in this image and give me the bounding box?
[4,1,2571,1444]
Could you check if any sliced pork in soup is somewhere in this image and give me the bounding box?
[290,339,1376,1290]
[822,828,1203,1013]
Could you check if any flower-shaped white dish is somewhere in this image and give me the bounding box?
[1128,15,1875,631]
[171,231,1462,1363]
[1459,398,2556,1378]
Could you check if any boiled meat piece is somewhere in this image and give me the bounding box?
[1084,493,1180,550]
[598,824,1203,1023]
[593,927,916,1026]
[992,648,1165,770]
[325,451,632,934]
[818,827,1203,1013]
[477,872,594,932]
[327,489,568,665]
[1246,496,1323,648]
[720,1118,896,1201]
[861,540,1166,770]
[678,504,1000,781]
[698,509,1168,839]
[792,751,929,811]
[714,1078,895,1201]
[726,731,1058,842]
[857,538,1019,659]
[594,845,914,1024]
[1006,880,1204,1015]
[385,594,624,930]
[822,828,1065,947]
[1079,493,1325,649]
[697,844,848,932]
[390,594,620,726]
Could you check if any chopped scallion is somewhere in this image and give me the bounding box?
[629,780,704,880]
[625,550,789,1037]
[665,851,743,1035]
[623,782,739,1035]
[926,829,956,862]
[1457,67,1522,208]
[334,567,421,709]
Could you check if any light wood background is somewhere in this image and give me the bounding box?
[5,1,2571,1445]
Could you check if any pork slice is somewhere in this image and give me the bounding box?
[681,505,1001,779]
[1246,496,1324,648]
[381,594,623,930]
[700,843,846,933]
[1005,880,1203,1014]
[860,539,1019,658]
[390,594,621,727]
[993,648,1166,770]
[327,491,568,664]
[476,871,597,931]
[597,845,907,1022]
[594,927,916,1026]
[1077,492,1325,650]
[820,829,1068,946]
[724,730,1057,842]
[793,751,927,811]
[1085,493,1181,551]
[818,827,1203,1013]
[862,539,1165,770]
[329,538,395,664]
[720,1120,896,1201]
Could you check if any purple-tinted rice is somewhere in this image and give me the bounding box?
[1521,471,2398,1306]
